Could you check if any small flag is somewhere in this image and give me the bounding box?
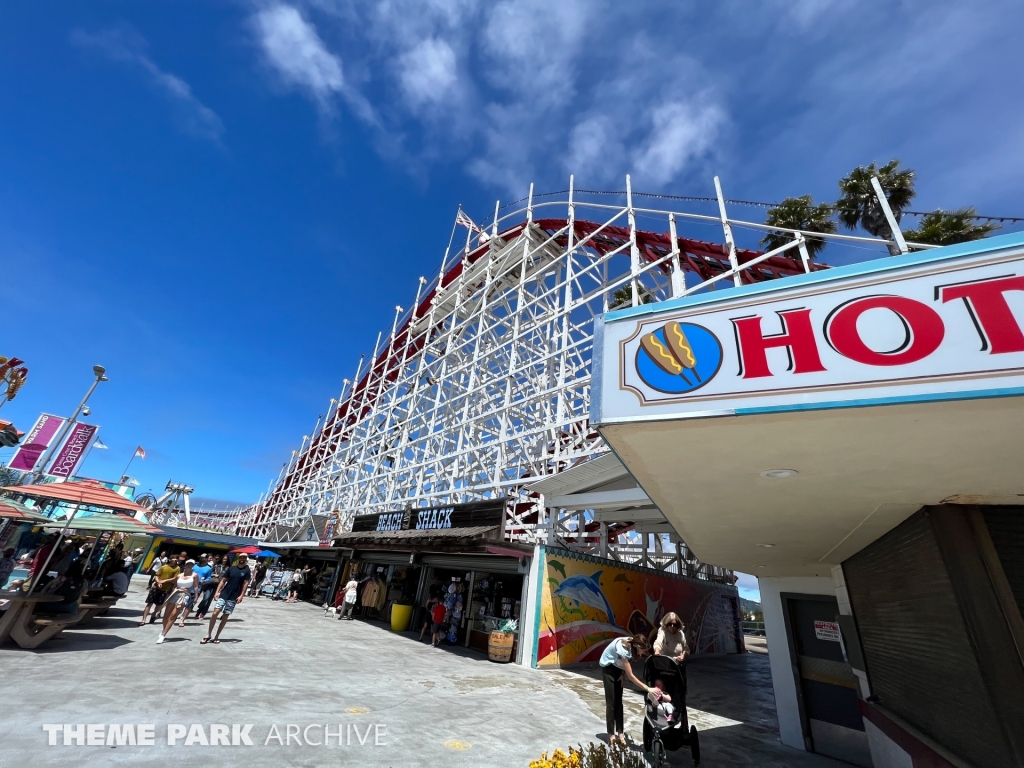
[126,477,140,486]
[93,438,109,450]
[134,446,146,460]
[455,208,481,233]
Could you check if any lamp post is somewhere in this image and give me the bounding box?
[27,365,108,484]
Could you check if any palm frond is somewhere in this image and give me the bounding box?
[902,208,999,247]
[759,195,837,259]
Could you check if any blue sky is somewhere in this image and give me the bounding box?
[3,2,1022,599]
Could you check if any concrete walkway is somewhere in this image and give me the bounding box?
[0,585,845,767]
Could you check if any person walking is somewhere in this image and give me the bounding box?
[147,550,168,588]
[158,559,199,644]
[430,599,448,647]
[654,612,689,662]
[249,560,268,598]
[600,634,653,744]
[179,553,212,626]
[419,594,439,641]
[287,568,303,603]
[140,557,180,626]
[338,578,359,620]
[194,554,226,620]
[152,552,188,623]
[201,553,251,645]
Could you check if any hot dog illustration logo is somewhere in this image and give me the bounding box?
[635,321,723,394]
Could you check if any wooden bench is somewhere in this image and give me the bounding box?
[0,592,62,645]
[9,605,90,649]
[79,596,121,621]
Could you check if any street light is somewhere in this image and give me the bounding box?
[27,364,108,484]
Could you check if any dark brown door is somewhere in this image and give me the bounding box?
[785,594,871,767]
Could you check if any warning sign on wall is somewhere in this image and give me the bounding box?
[814,620,841,642]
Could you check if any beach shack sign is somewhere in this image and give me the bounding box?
[596,237,1024,421]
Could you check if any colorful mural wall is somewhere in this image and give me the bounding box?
[535,546,743,667]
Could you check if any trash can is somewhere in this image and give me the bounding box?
[390,603,413,633]
[488,630,514,662]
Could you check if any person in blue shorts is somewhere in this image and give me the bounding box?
[201,553,251,645]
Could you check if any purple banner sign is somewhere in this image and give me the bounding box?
[8,413,65,471]
[48,423,99,479]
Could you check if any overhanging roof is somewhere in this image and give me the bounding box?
[595,233,1024,576]
[153,526,257,548]
[524,452,666,526]
[525,452,631,497]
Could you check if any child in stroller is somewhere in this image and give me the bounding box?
[643,654,700,767]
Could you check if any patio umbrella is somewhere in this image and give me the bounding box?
[0,480,152,591]
[0,478,148,514]
[231,545,262,555]
[0,499,51,524]
[42,514,161,535]
[256,549,281,558]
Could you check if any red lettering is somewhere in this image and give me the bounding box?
[939,275,1024,353]
[826,296,944,366]
[732,308,826,378]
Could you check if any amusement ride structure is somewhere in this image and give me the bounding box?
[236,175,847,577]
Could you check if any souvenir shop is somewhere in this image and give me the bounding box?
[259,541,349,604]
[330,499,535,663]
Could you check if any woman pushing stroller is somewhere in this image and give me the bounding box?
[599,633,653,744]
[644,612,699,765]
[654,612,689,662]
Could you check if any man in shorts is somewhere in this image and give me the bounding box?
[140,556,180,626]
[430,600,448,647]
[202,553,251,645]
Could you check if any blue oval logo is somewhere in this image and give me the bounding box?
[635,321,723,394]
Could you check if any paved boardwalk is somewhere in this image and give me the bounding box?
[0,585,844,767]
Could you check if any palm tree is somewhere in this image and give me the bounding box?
[835,160,916,254]
[760,196,837,260]
[902,208,999,247]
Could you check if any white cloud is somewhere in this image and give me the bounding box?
[481,0,591,103]
[246,0,728,195]
[398,38,458,110]
[253,4,344,108]
[566,117,624,186]
[71,26,224,142]
[633,100,725,187]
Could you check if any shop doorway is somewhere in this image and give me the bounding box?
[781,593,870,767]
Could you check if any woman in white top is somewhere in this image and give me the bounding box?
[158,559,199,644]
[338,579,359,620]
[599,633,652,744]
[654,612,689,662]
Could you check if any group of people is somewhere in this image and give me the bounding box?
[1,535,142,617]
[599,612,690,745]
[286,564,316,603]
[140,550,252,645]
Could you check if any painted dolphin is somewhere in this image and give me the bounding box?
[553,570,618,627]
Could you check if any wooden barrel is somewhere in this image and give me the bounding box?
[487,630,514,663]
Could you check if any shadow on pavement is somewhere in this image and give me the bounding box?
[21,632,134,653]
[79,617,144,629]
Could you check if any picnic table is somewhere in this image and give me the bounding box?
[79,595,121,622]
[0,590,87,649]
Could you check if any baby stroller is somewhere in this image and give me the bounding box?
[643,655,700,767]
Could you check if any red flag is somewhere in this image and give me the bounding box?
[134,446,146,460]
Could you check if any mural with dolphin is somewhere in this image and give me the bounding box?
[536,546,742,667]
